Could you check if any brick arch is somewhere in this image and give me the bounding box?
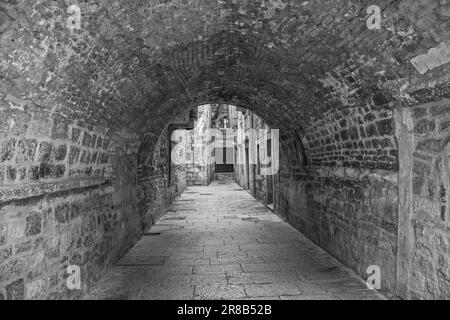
[137,96,301,169]
[2,0,448,138]
[0,0,449,300]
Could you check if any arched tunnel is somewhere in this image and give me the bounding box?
[0,0,449,300]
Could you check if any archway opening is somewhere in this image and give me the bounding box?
[137,102,306,232]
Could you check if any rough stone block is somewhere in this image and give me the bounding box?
[6,166,16,181]
[0,165,5,182]
[25,212,42,236]
[103,139,111,150]
[348,126,359,140]
[55,204,71,224]
[413,160,431,177]
[38,162,51,179]
[17,167,26,180]
[96,136,103,149]
[37,142,53,162]
[15,139,37,163]
[90,135,97,148]
[416,139,441,153]
[0,258,26,283]
[413,107,427,119]
[365,124,378,137]
[372,92,390,106]
[51,116,69,139]
[71,128,81,143]
[68,146,80,164]
[15,240,33,255]
[414,119,436,135]
[26,279,47,299]
[0,224,7,246]
[430,105,450,117]
[0,138,16,163]
[54,145,67,161]
[0,246,12,264]
[440,120,450,132]
[6,278,24,300]
[82,132,91,147]
[27,114,52,138]
[377,119,394,136]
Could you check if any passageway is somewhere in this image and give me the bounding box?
[0,0,449,300]
[86,181,384,300]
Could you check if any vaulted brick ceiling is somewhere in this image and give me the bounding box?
[1,0,449,141]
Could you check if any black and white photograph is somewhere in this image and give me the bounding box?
[0,0,449,307]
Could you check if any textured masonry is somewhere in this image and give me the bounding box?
[0,0,449,299]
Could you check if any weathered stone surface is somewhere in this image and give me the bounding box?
[415,119,436,135]
[430,105,450,117]
[26,279,47,300]
[51,116,69,140]
[15,139,36,163]
[413,177,425,195]
[0,0,448,301]
[413,108,427,119]
[409,100,450,299]
[6,279,24,300]
[0,246,12,264]
[68,146,80,165]
[0,224,7,246]
[0,139,16,163]
[54,204,70,224]
[25,212,41,236]
[0,258,26,283]
[37,142,53,162]
[416,139,442,153]
[86,181,384,300]
[54,145,67,161]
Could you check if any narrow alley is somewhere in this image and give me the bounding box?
[1,0,449,301]
[86,182,384,300]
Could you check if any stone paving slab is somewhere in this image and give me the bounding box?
[193,264,242,275]
[85,181,386,300]
[115,255,168,266]
[194,284,247,300]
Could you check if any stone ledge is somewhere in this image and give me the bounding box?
[281,166,398,185]
[0,177,108,204]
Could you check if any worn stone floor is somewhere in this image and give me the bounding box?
[85,181,386,300]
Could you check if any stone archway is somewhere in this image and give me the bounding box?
[0,0,449,299]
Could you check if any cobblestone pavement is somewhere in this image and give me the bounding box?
[86,181,386,300]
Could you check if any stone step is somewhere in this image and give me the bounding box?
[214,172,235,181]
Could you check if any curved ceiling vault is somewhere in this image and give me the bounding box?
[0,0,449,142]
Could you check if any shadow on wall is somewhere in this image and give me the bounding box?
[137,126,187,233]
[235,105,402,298]
[0,120,184,299]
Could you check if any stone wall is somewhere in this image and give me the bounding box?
[234,100,450,299]
[408,98,450,299]
[137,127,186,231]
[0,167,140,300]
[0,113,116,199]
[235,111,271,201]
[278,168,398,295]
[303,105,398,171]
[236,105,400,296]
[0,107,185,299]
[291,105,400,294]
[1,0,449,301]
[0,111,144,299]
